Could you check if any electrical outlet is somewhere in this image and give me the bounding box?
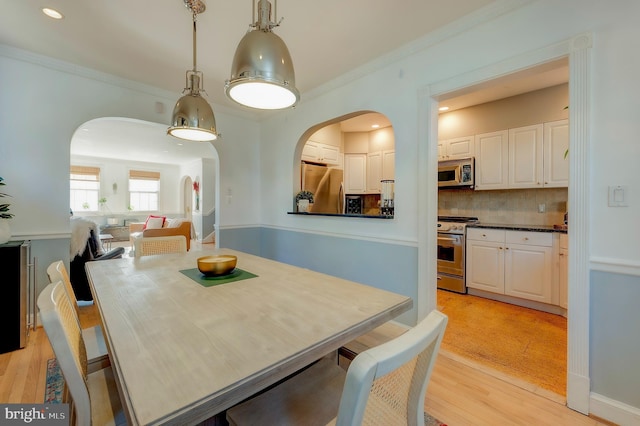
[538,203,545,213]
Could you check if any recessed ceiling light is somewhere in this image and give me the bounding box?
[371,124,380,129]
[42,8,64,20]
[439,106,450,112]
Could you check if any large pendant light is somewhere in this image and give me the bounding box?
[168,0,218,142]
[225,0,299,110]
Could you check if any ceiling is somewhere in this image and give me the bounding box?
[1,0,567,164]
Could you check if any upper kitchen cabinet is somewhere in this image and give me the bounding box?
[475,122,568,191]
[301,140,341,166]
[508,124,544,188]
[543,119,569,187]
[344,153,367,193]
[302,123,343,167]
[344,122,395,194]
[474,130,509,190]
[438,135,474,161]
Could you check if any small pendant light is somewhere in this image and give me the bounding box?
[225,0,299,110]
[168,0,218,142]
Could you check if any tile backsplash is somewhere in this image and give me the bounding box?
[438,187,567,226]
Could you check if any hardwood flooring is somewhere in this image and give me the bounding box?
[1,302,611,425]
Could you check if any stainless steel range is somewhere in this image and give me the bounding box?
[437,216,478,294]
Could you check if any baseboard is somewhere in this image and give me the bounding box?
[590,393,640,426]
[567,372,590,414]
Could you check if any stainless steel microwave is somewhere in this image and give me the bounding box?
[438,158,474,188]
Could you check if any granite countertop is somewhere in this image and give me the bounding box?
[467,222,567,233]
[287,212,394,219]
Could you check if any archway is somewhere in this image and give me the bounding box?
[70,117,220,248]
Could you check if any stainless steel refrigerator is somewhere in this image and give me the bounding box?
[301,163,344,214]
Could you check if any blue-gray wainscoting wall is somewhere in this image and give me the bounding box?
[221,226,417,325]
[590,270,640,409]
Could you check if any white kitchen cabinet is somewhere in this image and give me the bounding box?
[543,119,569,187]
[302,140,341,166]
[382,150,395,181]
[474,122,568,191]
[365,150,395,193]
[466,229,506,294]
[438,136,474,160]
[467,228,554,304]
[366,151,382,193]
[344,154,367,194]
[558,233,568,309]
[508,124,544,188]
[504,231,553,303]
[474,130,509,190]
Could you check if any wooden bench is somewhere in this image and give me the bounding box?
[338,321,409,369]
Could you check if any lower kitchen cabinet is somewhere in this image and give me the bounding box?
[467,228,554,304]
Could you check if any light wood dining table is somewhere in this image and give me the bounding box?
[86,248,412,425]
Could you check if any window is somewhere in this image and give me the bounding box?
[129,170,160,211]
[70,166,100,212]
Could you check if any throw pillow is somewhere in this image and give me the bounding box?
[144,215,166,230]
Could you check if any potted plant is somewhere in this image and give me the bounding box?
[295,190,314,213]
[0,176,14,244]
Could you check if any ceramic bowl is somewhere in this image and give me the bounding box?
[197,255,237,276]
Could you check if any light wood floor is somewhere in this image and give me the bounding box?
[0,302,612,426]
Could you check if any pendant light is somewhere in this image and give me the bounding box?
[168,0,218,142]
[225,0,299,110]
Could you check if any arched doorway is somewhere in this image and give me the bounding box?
[70,117,220,249]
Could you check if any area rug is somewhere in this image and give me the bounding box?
[437,290,567,396]
[45,358,64,404]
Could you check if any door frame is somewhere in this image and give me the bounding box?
[417,33,592,413]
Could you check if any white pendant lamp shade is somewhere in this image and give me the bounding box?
[168,0,218,142]
[225,0,299,110]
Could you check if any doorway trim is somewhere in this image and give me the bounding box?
[418,33,592,413]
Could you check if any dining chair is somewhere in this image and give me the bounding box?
[47,260,110,373]
[133,235,187,257]
[38,281,126,426]
[226,310,448,426]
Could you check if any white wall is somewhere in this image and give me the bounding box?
[2,0,640,421]
[0,45,259,304]
[255,0,640,421]
[0,46,259,239]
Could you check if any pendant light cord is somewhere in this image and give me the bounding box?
[192,11,198,72]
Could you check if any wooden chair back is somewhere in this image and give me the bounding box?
[38,282,125,426]
[337,310,448,425]
[134,235,187,257]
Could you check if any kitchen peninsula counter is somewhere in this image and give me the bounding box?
[467,222,567,233]
[287,212,393,219]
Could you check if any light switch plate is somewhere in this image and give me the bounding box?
[608,185,628,207]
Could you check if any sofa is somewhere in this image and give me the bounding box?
[129,217,193,251]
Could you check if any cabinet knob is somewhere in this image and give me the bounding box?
[523,237,529,241]
[482,233,487,237]
[505,247,509,250]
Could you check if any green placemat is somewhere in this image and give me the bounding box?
[180,267,258,287]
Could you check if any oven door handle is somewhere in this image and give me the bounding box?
[437,237,458,242]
